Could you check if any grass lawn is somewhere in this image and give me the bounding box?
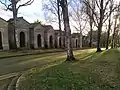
[0,48,95,89]
[0,49,66,76]
[0,78,13,90]
[0,49,64,59]
[18,48,120,90]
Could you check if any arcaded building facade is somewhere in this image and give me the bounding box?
[8,17,30,49]
[0,17,82,50]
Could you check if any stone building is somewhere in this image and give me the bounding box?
[30,23,45,49]
[30,23,55,49]
[43,25,55,48]
[0,18,9,50]
[72,33,82,48]
[8,17,30,49]
[54,30,66,48]
[0,17,83,50]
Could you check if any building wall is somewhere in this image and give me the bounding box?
[46,28,55,48]
[0,18,9,50]
[34,24,45,48]
[8,17,30,49]
[72,33,82,48]
[0,17,83,50]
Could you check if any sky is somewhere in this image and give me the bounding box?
[0,0,45,23]
[0,0,119,33]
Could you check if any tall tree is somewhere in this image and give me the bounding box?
[85,0,95,47]
[83,0,118,52]
[111,12,119,48]
[106,0,114,50]
[42,0,62,48]
[60,0,75,61]
[69,0,88,48]
[57,0,62,47]
[0,0,34,49]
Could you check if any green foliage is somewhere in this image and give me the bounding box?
[34,19,42,24]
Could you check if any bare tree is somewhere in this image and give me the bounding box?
[111,7,120,48]
[83,0,118,52]
[106,0,114,50]
[60,0,75,61]
[85,0,95,47]
[0,0,34,49]
[42,0,62,47]
[69,0,88,48]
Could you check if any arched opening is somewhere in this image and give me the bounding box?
[63,37,65,47]
[49,35,53,48]
[0,32,3,49]
[37,34,42,48]
[76,39,78,48]
[20,32,25,47]
[59,37,61,48]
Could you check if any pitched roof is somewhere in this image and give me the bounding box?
[8,17,30,25]
[0,17,7,23]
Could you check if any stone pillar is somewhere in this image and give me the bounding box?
[47,35,50,48]
[25,31,28,48]
[34,33,38,49]
[2,28,9,50]
[57,37,60,48]
[80,35,82,48]
[16,30,19,48]
[41,35,44,48]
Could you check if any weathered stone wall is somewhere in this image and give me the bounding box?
[54,30,66,48]
[46,28,55,48]
[0,17,83,50]
[72,33,82,48]
[8,17,30,49]
[0,18,9,50]
[34,24,45,48]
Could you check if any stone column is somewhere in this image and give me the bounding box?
[41,35,44,48]
[2,28,9,50]
[16,30,19,48]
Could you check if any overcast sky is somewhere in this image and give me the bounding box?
[0,0,45,23]
[0,0,119,33]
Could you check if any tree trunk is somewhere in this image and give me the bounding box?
[111,15,118,48]
[61,0,75,61]
[89,20,93,47]
[11,0,17,49]
[96,0,103,52]
[97,24,102,52]
[57,0,62,48]
[106,16,111,50]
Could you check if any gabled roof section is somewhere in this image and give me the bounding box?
[30,22,45,30]
[0,17,8,27]
[0,17,7,22]
[42,25,53,30]
[30,22,42,28]
[8,17,30,25]
[72,33,80,38]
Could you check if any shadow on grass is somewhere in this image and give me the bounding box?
[18,49,120,90]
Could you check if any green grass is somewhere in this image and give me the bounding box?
[0,48,95,89]
[0,49,64,59]
[0,78,13,90]
[18,48,120,90]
